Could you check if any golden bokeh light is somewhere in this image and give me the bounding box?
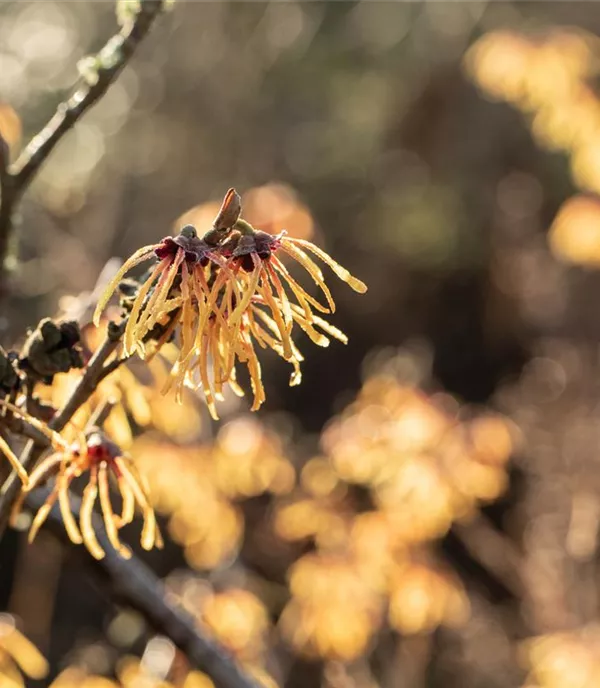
[549,195,600,268]
[522,629,600,688]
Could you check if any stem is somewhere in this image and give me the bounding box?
[52,331,122,433]
[25,488,261,688]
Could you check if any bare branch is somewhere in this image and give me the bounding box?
[52,325,124,433]
[25,488,261,688]
[0,0,166,275]
[452,512,524,597]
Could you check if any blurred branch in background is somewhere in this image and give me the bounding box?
[25,487,261,688]
[0,0,166,286]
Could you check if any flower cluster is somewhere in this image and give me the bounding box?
[132,416,294,570]
[94,189,367,418]
[0,614,49,686]
[274,363,513,660]
[2,402,161,560]
[165,573,277,688]
[465,29,600,269]
[521,627,600,688]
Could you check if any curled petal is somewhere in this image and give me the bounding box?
[58,472,82,545]
[271,255,329,316]
[287,237,368,293]
[116,475,136,526]
[98,462,130,558]
[80,467,105,560]
[279,241,336,313]
[93,244,158,326]
[0,434,29,487]
[124,258,170,354]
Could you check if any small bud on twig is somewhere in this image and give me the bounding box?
[0,346,18,394]
[18,319,84,383]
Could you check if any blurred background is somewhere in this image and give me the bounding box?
[2,1,600,686]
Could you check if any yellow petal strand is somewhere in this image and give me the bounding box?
[227,364,245,398]
[273,302,330,347]
[114,460,144,506]
[0,400,67,450]
[0,628,49,680]
[124,258,169,355]
[228,258,262,330]
[250,319,280,352]
[176,300,201,392]
[144,251,184,333]
[98,463,124,555]
[209,322,225,399]
[134,263,175,340]
[271,255,328,316]
[216,277,236,366]
[193,262,212,302]
[80,468,105,560]
[58,473,83,544]
[294,316,330,346]
[258,276,293,359]
[25,454,63,492]
[140,249,184,338]
[279,242,336,313]
[309,314,348,344]
[249,315,303,386]
[290,361,302,386]
[115,459,159,551]
[266,262,293,330]
[28,490,59,543]
[0,434,29,487]
[289,238,368,293]
[198,334,219,420]
[196,270,228,350]
[190,268,216,364]
[289,302,348,344]
[246,309,268,349]
[0,658,25,688]
[154,522,164,549]
[140,508,158,551]
[179,262,195,360]
[207,252,243,300]
[10,490,26,528]
[117,476,135,526]
[171,268,196,401]
[143,306,181,363]
[250,305,279,338]
[251,312,304,362]
[239,336,265,411]
[93,244,158,326]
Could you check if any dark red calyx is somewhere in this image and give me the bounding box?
[233,231,277,260]
[86,432,121,464]
[154,226,211,263]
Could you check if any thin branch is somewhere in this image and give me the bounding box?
[452,512,524,597]
[0,414,49,448]
[96,355,131,386]
[86,398,117,430]
[0,0,166,273]
[51,327,123,433]
[25,488,261,688]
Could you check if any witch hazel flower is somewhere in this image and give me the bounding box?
[94,189,367,418]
